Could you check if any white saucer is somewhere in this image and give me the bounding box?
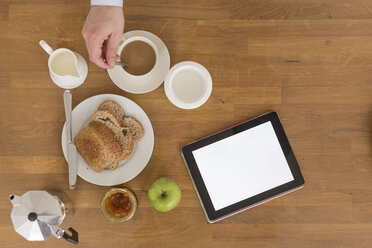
[61,94,154,186]
[107,30,170,94]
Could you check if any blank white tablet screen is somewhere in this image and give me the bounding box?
[192,121,294,211]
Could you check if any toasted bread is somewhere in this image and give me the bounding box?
[92,109,134,167]
[75,100,142,172]
[74,121,123,172]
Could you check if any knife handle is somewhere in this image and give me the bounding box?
[63,90,72,142]
[69,183,76,190]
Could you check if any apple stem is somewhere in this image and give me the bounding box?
[160,191,166,198]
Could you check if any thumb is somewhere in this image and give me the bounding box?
[105,33,121,68]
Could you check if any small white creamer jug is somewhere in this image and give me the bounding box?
[39,40,88,89]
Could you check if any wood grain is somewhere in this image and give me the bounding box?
[1,0,372,247]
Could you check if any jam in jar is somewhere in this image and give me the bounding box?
[101,188,137,222]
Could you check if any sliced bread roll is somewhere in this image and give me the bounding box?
[91,110,121,128]
[74,121,123,172]
[122,116,145,142]
[75,101,141,172]
[98,100,125,121]
[106,125,134,170]
[92,110,134,170]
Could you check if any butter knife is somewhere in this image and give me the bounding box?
[63,90,77,190]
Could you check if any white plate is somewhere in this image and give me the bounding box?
[61,94,154,186]
[107,30,171,94]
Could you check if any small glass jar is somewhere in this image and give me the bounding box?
[101,187,137,223]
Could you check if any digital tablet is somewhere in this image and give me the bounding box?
[181,111,305,223]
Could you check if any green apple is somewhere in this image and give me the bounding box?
[148,178,181,212]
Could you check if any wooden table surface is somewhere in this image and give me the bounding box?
[1,0,372,247]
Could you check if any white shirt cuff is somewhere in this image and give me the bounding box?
[91,0,123,7]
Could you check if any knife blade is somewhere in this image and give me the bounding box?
[63,90,77,190]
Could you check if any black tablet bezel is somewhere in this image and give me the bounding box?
[181,111,305,222]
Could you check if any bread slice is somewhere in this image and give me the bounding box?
[91,110,121,128]
[122,116,145,142]
[74,121,123,172]
[92,110,134,170]
[98,100,125,121]
[75,101,138,172]
[106,125,134,170]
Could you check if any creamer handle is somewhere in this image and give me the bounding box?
[39,40,54,55]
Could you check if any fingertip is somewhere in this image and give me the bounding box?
[105,52,117,68]
[102,61,112,69]
[101,64,111,69]
[93,58,111,69]
[107,58,115,68]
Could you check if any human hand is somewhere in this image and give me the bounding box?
[82,6,124,69]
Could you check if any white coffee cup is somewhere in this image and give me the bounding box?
[117,36,159,78]
[164,61,212,109]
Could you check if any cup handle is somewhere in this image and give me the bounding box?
[39,40,54,55]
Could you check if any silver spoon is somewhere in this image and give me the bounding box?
[103,58,129,68]
[115,61,129,68]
